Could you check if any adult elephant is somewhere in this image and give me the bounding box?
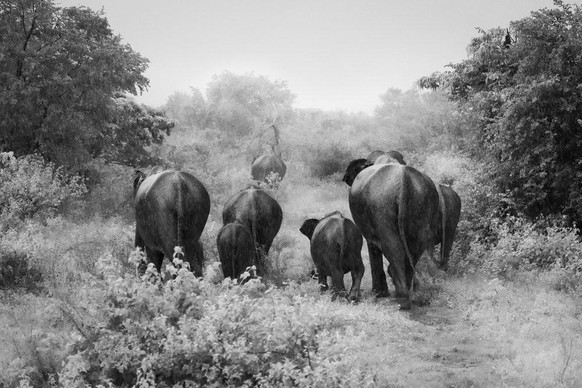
[299,211,365,302]
[367,150,406,165]
[216,221,255,280]
[343,159,440,309]
[251,152,287,183]
[133,168,210,277]
[434,184,462,270]
[222,187,283,275]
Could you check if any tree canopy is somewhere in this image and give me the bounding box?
[0,0,168,167]
[421,0,582,225]
[205,71,295,137]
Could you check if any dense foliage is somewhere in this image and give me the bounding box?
[421,1,582,225]
[0,0,170,167]
[0,152,85,224]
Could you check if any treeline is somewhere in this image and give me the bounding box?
[3,0,582,230]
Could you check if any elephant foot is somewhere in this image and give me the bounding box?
[398,298,412,310]
[374,289,390,298]
[347,289,361,303]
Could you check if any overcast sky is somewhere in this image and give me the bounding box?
[57,0,568,113]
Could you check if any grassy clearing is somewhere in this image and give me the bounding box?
[2,156,582,386]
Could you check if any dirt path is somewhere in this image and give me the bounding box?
[336,275,582,387]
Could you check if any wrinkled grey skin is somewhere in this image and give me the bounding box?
[217,221,256,280]
[222,188,283,275]
[433,184,462,270]
[367,150,406,165]
[134,168,210,277]
[300,211,365,302]
[251,154,287,182]
[343,159,440,310]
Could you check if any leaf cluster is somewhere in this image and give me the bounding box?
[423,1,582,224]
[0,0,163,167]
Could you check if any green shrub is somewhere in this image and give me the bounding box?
[306,142,354,179]
[5,253,380,387]
[81,159,135,220]
[457,217,582,292]
[0,216,134,291]
[0,152,86,226]
[0,250,42,292]
[486,218,582,275]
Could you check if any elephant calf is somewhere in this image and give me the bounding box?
[300,211,365,302]
[216,221,256,281]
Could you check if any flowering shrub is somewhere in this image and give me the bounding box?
[5,253,379,387]
[0,152,86,225]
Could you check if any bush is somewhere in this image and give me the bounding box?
[81,159,135,220]
[0,216,134,291]
[306,142,354,179]
[0,152,86,226]
[457,217,582,292]
[0,250,42,292]
[5,255,380,387]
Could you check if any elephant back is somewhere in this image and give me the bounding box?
[222,188,283,245]
[135,170,210,242]
[251,154,287,181]
[349,163,439,259]
[311,213,362,274]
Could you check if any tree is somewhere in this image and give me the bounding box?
[163,87,207,130]
[421,1,582,224]
[100,94,174,166]
[205,71,295,138]
[0,0,162,167]
[374,88,466,152]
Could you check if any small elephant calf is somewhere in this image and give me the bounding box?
[300,211,365,302]
[216,221,256,281]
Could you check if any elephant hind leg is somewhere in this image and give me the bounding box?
[317,272,329,293]
[348,258,365,302]
[142,248,164,274]
[330,267,347,301]
[380,234,409,299]
[367,241,389,297]
[184,240,204,277]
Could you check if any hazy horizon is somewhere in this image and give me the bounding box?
[57,0,567,113]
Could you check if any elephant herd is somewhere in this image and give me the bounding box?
[133,150,461,310]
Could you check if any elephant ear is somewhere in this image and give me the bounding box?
[299,219,320,240]
[342,159,372,187]
[133,169,146,195]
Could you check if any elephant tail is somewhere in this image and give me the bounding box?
[174,176,186,262]
[339,217,347,269]
[398,169,416,291]
[435,184,447,266]
[249,200,262,272]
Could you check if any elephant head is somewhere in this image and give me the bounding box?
[299,211,364,302]
[367,150,406,165]
[133,169,210,277]
[342,159,372,186]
